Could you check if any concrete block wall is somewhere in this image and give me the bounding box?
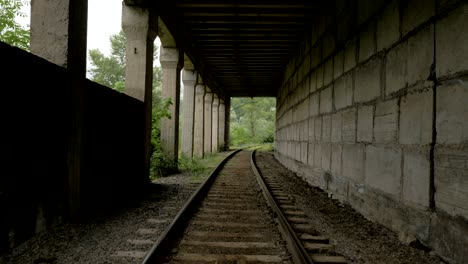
[275,1,468,263]
[0,42,146,254]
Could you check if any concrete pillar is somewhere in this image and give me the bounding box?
[30,0,88,76]
[181,69,197,158]
[218,99,226,151]
[122,5,157,181]
[30,0,88,217]
[204,88,213,155]
[194,82,205,157]
[224,97,231,150]
[160,47,182,163]
[211,95,220,152]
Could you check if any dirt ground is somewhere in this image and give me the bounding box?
[255,151,445,264]
[1,150,446,264]
[1,172,206,264]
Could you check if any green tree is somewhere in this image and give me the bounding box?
[88,31,174,178]
[0,0,29,50]
[230,97,276,146]
[88,31,126,91]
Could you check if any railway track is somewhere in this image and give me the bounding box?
[138,149,347,263]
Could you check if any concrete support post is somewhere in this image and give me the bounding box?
[160,47,182,163]
[224,97,231,150]
[211,95,220,152]
[181,69,197,158]
[30,0,88,217]
[204,88,213,155]
[218,99,226,151]
[122,5,157,182]
[194,82,205,157]
[31,0,88,76]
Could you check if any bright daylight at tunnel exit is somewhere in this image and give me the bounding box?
[0,0,467,264]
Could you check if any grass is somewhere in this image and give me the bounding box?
[179,151,231,182]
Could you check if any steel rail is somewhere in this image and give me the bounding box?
[250,149,314,264]
[142,149,242,264]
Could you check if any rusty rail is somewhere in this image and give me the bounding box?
[250,149,314,264]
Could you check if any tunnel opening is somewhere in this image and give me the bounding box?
[229,97,276,149]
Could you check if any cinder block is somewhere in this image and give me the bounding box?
[303,97,310,121]
[403,149,430,207]
[324,59,334,86]
[342,107,357,143]
[436,80,468,144]
[408,25,434,86]
[400,88,433,145]
[331,144,343,175]
[435,146,468,218]
[436,3,468,77]
[310,71,317,93]
[344,38,357,72]
[308,117,315,142]
[343,144,365,182]
[377,0,400,51]
[357,105,374,142]
[365,145,402,196]
[322,115,331,142]
[315,117,322,141]
[309,92,319,117]
[298,63,305,85]
[322,143,332,171]
[355,58,381,103]
[303,55,311,78]
[334,50,344,79]
[334,72,353,110]
[386,41,408,95]
[331,112,343,143]
[320,85,333,113]
[303,119,309,140]
[359,23,376,62]
[301,142,308,164]
[402,0,435,35]
[374,99,398,143]
[308,143,315,165]
[358,0,386,26]
[310,44,322,69]
[314,143,322,168]
[323,32,336,58]
[316,65,324,89]
[296,142,301,161]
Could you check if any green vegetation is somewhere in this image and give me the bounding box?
[230,97,276,147]
[87,31,176,179]
[180,152,231,182]
[0,0,29,50]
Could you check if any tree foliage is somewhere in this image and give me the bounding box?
[88,31,173,178]
[0,0,29,50]
[88,31,126,91]
[230,97,276,146]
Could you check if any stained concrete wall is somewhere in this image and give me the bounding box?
[275,1,468,263]
[0,42,146,254]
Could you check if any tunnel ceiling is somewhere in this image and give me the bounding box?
[152,1,316,98]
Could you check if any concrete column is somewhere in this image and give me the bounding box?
[31,0,88,76]
[122,5,157,181]
[30,0,88,217]
[204,88,213,155]
[194,82,205,157]
[224,97,231,150]
[218,99,226,151]
[181,69,197,158]
[160,47,182,163]
[211,95,220,152]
